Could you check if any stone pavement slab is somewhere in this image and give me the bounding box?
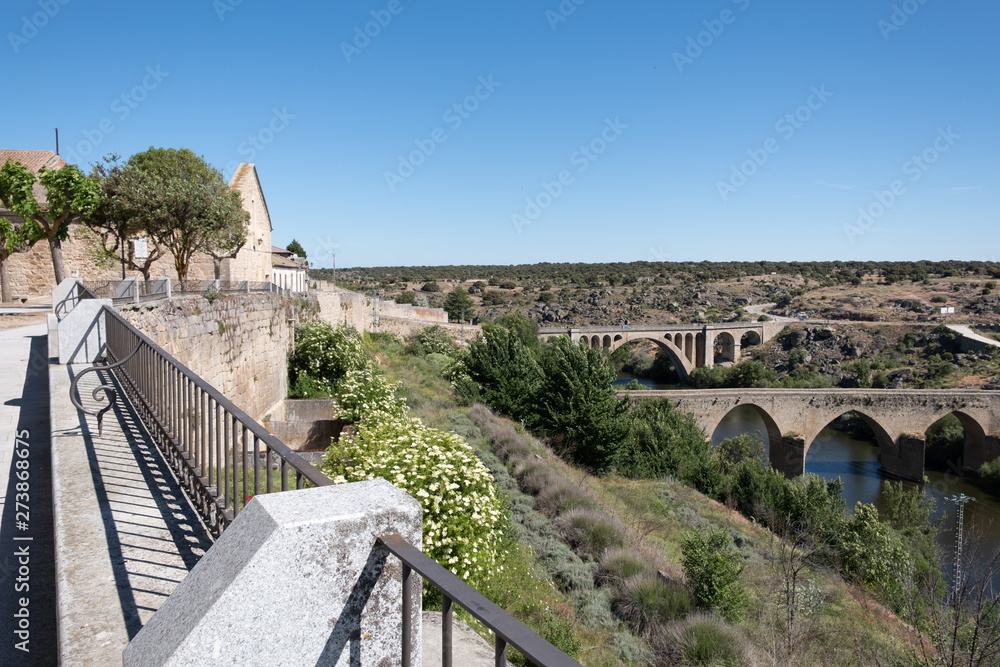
[50,360,213,665]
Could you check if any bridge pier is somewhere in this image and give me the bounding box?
[881,435,926,482]
[771,435,805,478]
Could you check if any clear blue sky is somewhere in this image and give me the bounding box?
[4,0,997,268]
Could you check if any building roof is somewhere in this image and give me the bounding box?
[0,149,65,173]
[272,245,292,257]
[272,254,307,270]
[0,149,67,210]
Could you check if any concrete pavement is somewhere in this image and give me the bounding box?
[0,324,56,666]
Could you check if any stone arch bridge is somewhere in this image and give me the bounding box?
[540,322,786,379]
[624,389,1000,482]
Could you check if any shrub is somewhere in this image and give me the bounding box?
[288,322,368,397]
[558,508,626,560]
[680,529,749,622]
[333,366,407,424]
[612,574,694,635]
[481,290,506,306]
[715,432,765,474]
[979,457,1000,494]
[408,325,454,357]
[322,416,504,590]
[421,281,441,292]
[394,290,416,305]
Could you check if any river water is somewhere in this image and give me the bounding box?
[714,404,1000,586]
[615,373,1000,585]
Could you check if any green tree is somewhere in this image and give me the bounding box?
[533,336,629,471]
[681,529,749,622]
[840,502,906,599]
[0,159,100,284]
[421,281,440,292]
[443,287,475,322]
[86,154,166,280]
[487,312,540,349]
[126,148,248,280]
[617,399,711,480]
[286,239,306,258]
[464,325,543,422]
[716,432,765,474]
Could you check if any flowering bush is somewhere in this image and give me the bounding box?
[289,322,368,397]
[333,366,407,424]
[322,416,505,589]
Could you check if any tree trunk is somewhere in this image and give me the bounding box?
[175,253,189,282]
[213,257,222,281]
[0,251,10,303]
[48,234,67,284]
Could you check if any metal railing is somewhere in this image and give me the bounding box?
[70,300,579,665]
[100,304,333,534]
[82,279,306,305]
[379,534,581,667]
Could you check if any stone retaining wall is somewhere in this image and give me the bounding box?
[119,293,318,421]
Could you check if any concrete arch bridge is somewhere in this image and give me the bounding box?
[539,323,786,379]
[624,389,1000,482]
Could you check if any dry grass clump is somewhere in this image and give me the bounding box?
[611,574,694,637]
[651,612,760,667]
[558,508,627,561]
[597,548,650,587]
[535,479,595,517]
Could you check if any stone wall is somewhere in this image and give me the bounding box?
[313,286,480,342]
[119,293,317,421]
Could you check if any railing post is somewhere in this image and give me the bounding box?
[443,595,453,667]
[402,564,412,667]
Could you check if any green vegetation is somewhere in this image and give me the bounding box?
[443,286,475,322]
[285,238,306,257]
[87,148,248,281]
[0,158,99,288]
[680,529,749,622]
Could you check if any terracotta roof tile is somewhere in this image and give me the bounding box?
[0,149,65,173]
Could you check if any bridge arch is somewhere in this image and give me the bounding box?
[616,335,694,380]
[714,332,737,365]
[710,403,783,453]
[740,330,761,348]
[920,410,989,472]
[803,410,896,476]
[591,335,600,348]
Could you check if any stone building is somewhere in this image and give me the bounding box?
[1,149,274,296]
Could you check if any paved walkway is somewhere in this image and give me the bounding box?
[0,324,56,666]
[50,359,214,664]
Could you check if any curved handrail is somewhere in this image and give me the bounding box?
[69,342,142,436]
